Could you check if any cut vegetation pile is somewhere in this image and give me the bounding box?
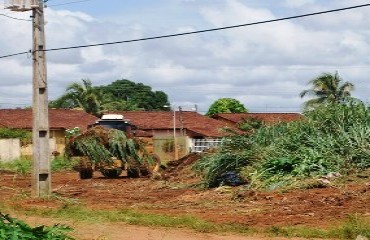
[65,126,143,165]
[195,102,370,189]
[65,126,158,178]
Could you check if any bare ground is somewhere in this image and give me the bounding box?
[0,166,369,239]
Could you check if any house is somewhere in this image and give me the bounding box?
[0,108,234,161]
[111,111,231,138]
[107,111,236,161]
[211,112,303,127]
[0,108,99,155]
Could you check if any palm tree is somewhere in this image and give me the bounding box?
[59,79,102,116]
[300,71,354,110]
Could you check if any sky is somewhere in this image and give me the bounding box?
[1,0,370,114]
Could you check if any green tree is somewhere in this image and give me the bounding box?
[206,98,248,116]
[98,79,170,111]
[51,79,170,114]
[49,79,102,116]
[100,99,139,112]
[300,71,355,110]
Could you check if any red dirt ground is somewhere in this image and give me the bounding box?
[0,163,369,239]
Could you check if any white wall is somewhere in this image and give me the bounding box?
[0,138,57,162]
[0,138,21,162]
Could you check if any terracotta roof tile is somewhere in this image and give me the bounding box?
[212,113,303,125]
[108,111,233,137]
[0,109,99,131]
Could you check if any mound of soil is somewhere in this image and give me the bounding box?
[161,152,203,185]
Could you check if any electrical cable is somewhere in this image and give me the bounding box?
[47,0,95,7]
[39,3,370,52]
[1,3,370,59]
[0,51,31,59]
[0,13,31,21]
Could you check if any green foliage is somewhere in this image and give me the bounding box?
[67,136,112,164]
[237,117,263,132]
[64,127,80,138]
[300,71,355,110]
[14,205,252,236]
[195,102,370,189]
[335,215,370,239]
[98,79,170,111]
[0,158,31,175]
[50,79,170,114]
[51,157,79,172]
[66,127,144,167]
[49,79,102,116]
[267,215,370,239]
[0,157,78,174]
[0,212,74,240]
[193,136,253,187]
[206,98,248,116]
[0,128,31,146]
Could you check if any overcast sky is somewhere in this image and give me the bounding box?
[1,0,370,113]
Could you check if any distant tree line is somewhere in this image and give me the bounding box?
[49,79,170,116]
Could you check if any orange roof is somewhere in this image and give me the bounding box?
[0,109,99,131]
[212,113,303,125]
[108,111,233,137]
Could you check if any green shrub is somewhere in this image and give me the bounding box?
[51,157,79,172]
[0,157,78,174]
[0,158,32,175]
[0,212,74,240]
[0,128,32,146]
[195,102,370,189]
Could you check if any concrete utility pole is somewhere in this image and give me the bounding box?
[5,0,51,197]
[32,0,50,197]
[173,109,179,160]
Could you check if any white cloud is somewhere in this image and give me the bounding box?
[1,0,370,111]
[284,0,316,8]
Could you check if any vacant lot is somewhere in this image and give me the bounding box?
[0,168,369,239]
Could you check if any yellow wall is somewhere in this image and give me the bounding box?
[21,129,66,157]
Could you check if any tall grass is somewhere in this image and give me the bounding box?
[0,157,32,175]
[0,157,78,174]
[195,102,370,188]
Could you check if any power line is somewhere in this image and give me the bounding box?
[1,3,370,59]
[40,3,370,53]
[0,13,31,21]
[0,51,31,59]
[47,0,95,7]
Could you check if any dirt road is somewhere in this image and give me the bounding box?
[20,215,320,240]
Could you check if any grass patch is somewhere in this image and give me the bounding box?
[4,202,370,239]
[3,200,369,239]
[267,215,370,239]
[0,157,78,174]
[0,157,32,175]
[8,204,253,235]
[51,157,79,172]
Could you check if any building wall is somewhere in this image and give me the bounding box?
[0,139,21,162]
[49,130,66,154]
[20,138,57,157]
[153,136,189,162]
